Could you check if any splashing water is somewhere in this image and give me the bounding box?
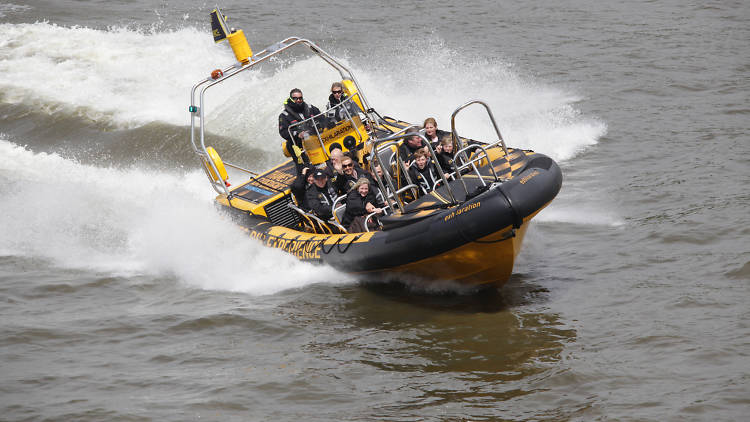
[0,23,605,161]
[0,138,352,294]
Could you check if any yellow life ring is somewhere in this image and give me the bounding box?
[204,146,228,184]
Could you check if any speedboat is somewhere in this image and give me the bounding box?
[189,9,562,288]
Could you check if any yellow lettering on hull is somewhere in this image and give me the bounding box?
[444,201,481,222]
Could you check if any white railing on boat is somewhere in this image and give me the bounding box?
[450,100,513,180]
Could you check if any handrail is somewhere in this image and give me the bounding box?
[451,144,500,192]
[287,202,329,233]
[432,171,455,191]
[368,132,456,213]
[223,161,259,176]
[364,205,390,232]
[369,139,406,212]
[287,202,347,234]
[331,195,347,227]
[449,100,513,180]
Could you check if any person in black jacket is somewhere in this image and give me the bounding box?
[398,129,428,167]
[422,117,449,149]
[279,88,323,173]
[342,178,385,231]
[436,135,456,174]
[325,82,361,123]
[332,155,377,196]
[322,143,344,181]
[290,164,315,210]
[408,149,440,197]
[304,170,337,220]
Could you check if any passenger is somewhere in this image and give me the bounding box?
[342,177,385,232]
[304,170,337,220]
[373,163,390,181]
[278,88,323,173]
[329,142,343,161]
[326,82,361,123]
[436,135,456,174]
[398,127,428,167]
[371,163,395,205]
[324,142,344,180]
[290,164,315,210]
[333,155,377,196]
[423,117,448,149]
[408,149,440,196]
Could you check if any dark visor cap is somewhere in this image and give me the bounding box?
[313,170,327,180]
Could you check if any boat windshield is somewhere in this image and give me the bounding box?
[287,93,370,163]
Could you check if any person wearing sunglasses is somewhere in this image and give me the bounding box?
[333,155,377,197]
[325,82,362,124]
[279,88,322,173]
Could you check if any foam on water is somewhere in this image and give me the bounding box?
[357,38,607,162]
[0,22,234,128]
[0,23,604,159]
[535,205,625,227]
[0,137,353,295]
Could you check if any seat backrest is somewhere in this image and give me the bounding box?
[332,195,347,225]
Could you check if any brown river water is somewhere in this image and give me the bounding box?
[1,1,748,420]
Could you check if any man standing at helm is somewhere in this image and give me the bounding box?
[279,88,322,173]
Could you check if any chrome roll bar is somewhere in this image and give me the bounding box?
[450,100,513,180]
[450,144,500,192]
[368,131,456,213]
[189,37,376,195]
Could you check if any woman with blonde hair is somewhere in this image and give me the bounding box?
[326,81,361,123]
[422,117,449,148]
[342,177,385,231]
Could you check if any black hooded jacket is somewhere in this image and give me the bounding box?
[278,99,322,145]
[437,151,455,174]
[304,181,336,220]
[326,94,361,123]
[408,160,440,196]
[342,188,385,227]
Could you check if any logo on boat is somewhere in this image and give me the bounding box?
[250,231,323,261]
[248,231,322,260]
[519,170,540,184]
[249,171,296,192]
[444,201,481,222]
[316,120,361,146]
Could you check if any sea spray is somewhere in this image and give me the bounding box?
[0,138,352,294]
[0,23,604,164]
